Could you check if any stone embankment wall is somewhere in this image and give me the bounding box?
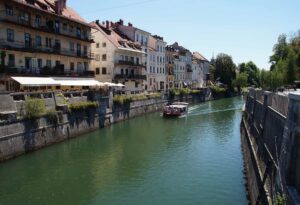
[0,90,207,162]
[242,88,300,205]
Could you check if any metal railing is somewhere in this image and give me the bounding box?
[0,11,93,42]
[116,60,146,68]
[0,39,94,59]
[114,74,147,80]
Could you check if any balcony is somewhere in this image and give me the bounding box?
[114,74,147,80]
[3,66,95,78]
[0,39,94,59]
[115,60,146,68]
[0,12,93,43]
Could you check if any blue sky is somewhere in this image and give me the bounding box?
[69,0,300,69]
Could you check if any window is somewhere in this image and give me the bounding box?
[35,36,42,47]
[46,60,52,68]
[102,42,106,47]
[96,68,100,75]
[102,54,107,61]
[24,33,31,48]
[69,25,74,33]
[83,46,88,56]
[102,67,107,75]
[77,44,81,56]
[7,29,14,42]
[96,43,100,48]
[35,15,41,27]
[69,42,74,52]
[76,27,81,38]
[63,23,67,31]
[5,5,13,16]
[8,54,15,67]
[70,62,74,71]
[136,34,139,42]
[150,66,152,73]
[95,54,100,61]
[37,59,42,69]
[46,37,52,48]
[19,11,29,23]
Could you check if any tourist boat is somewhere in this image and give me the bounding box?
[163,102,189,118]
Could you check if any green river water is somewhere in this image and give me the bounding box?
[0,97,247,205]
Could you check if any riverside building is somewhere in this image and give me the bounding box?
[91,20,146,94]
[147,35,167,91]
[0,0,95,91]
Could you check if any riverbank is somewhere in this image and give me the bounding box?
[241,88,300,205]
[0,90,211,162]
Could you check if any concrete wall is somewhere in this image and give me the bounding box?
[242,89,300,205]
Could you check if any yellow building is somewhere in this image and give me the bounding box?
[0,0,94,91]
[91,21,146,94]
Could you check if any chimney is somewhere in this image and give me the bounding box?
[119,19,124,25]
[106,20,109,29]
[55,0,66,15]
[95,20,99,25]
[128,22,133,27]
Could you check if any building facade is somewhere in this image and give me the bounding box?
[91,21,146,93]
[165,46,175,90]
[147,35,166,91]
[0,0,94,91]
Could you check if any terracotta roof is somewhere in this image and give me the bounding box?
[193,52,209,62]
[13,0,88,25]
[91,22,143,53]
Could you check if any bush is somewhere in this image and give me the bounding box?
[179,88,190,96]
[25,98,46,119]
[147,93,161,99]
[210,85,226,95]
[190,90,201,94]
[45,109,58,124]
[113,95,132,105]
[68,101,98,112]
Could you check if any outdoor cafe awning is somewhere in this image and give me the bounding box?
[11,77,60,87]
[52,77,104,87]
[11,77,104,87]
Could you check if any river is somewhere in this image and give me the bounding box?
[0,97,247,205]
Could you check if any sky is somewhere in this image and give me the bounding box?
[69,0,300,69]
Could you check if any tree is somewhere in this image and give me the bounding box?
[270,34,289,70]
[238,61,260,86]
[214,53,236,88]
[233,73,248,93]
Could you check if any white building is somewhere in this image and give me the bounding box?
[147,35,167,91]
[193,52,210,87]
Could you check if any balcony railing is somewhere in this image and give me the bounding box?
[0,11,93,42]
[114,74,147,80]
[3,66,95,77]
[116,60,146,68]
[0,39,94,59]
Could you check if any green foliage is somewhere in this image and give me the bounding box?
[45,109,59,124]
[260,69,284,91]
[113,95,132,105]
[179,88,190,96]
[24,98,46,119]
[68,101,98,112]
[233,73,248,88]
[274,193,287,205]
[213,53,237,88]
[113,93,161,105]
[238,61,260,86]
[269,32,300,85]
[210,85,226,95]
[190,90,201,94]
